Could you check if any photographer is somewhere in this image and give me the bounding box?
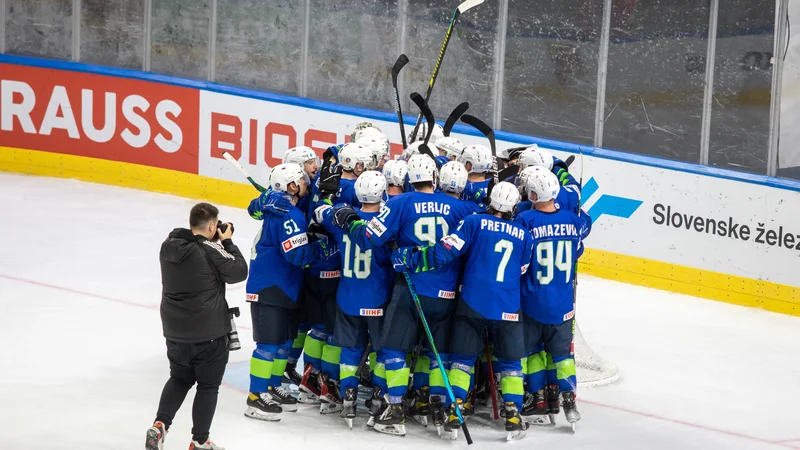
[146,202,248,450]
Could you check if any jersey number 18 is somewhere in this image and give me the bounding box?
[536,240,573,285]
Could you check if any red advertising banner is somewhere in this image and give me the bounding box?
[0,64,199,174]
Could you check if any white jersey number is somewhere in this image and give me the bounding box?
[536,240,573,285]
[414,217,449,246]
[494,239,513,282]
[342,235,372,279]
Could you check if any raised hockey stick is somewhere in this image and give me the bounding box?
[483,333,500,420]
[222,151,267,193]
[408,0,486,142]
[391,54,410,149]
[409,93,438,160]
[443,102,469,137]
[402,271,473,445]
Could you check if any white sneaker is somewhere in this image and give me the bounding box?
[145,421,166,450]
[189,440,225,450]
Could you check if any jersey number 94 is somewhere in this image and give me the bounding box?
[536,240,573,285]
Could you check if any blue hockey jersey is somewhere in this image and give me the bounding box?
[461,178,491,206]
[515,208,591,324]
[400,214,533,321]
[321,208,393,316]
[337,178,361,209]
[349,191,476,300]
[246,200,337,306]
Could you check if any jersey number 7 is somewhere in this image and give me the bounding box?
[536,240,573,285]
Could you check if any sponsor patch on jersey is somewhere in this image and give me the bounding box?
[563,310,575,321]
[438,290,456,299]
[245,293,258,302]
[367,217,387,237]
[442,234,465,251]
[359,308,384,317]
[282,233,309,252]
[319,270,341,279]
[502,312,519,322]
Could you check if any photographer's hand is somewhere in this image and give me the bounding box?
[218,223,234,241]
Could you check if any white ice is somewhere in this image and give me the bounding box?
[1,172,798,450]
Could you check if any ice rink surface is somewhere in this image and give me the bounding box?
[1,172,798,450]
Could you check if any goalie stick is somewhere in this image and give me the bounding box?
[391,54,410,149]
[408,0,485,143]
[222,152,267,193]
[409,92,438,160]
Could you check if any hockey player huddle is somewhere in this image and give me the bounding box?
[243,122,592,441]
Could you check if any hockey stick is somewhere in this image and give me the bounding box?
[408,0,486,143]
[222,152,267,193]
[402,271,472,445]
[460,113,500,185]
[391,54,410,149]
[483,332,500,420]
[409,93,438,160]
[443,102,469,137]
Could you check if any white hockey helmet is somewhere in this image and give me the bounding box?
[518,145,554,170]
[382,159,408,187]
[434,136,465,159]
[355,170,387,204]
[525,166,560,203]
[355,136,390,167]
[407,154,438,184]
[516,166,538,196]
[350,122,382,142]
[489,181,521,213]
[283,146,319,171]
[438,161,469,194]
[338,142,375,171]
[409,122,444,145]
[458,144,493,173]
[269,163,310,195]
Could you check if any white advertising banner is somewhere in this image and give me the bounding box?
[199,90,800,287]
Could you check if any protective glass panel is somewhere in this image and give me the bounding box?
[5,0,72,60]
[150,0,210,79]
[402,0,498,131]
[307,0,398,110]
[709,0,774,174]
[215,0,303,94]
[80,0,144,69]
[603,0,709,163]
[778,0,800,180]
[501,0,601,145]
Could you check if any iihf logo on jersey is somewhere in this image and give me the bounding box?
[582,177,643,221]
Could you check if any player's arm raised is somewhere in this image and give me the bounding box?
[390,219,473,273]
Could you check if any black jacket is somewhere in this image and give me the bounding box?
[160,228,249,343]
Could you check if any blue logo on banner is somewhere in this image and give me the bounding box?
[582,177,643,221]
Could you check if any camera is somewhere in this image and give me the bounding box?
[217,221,234,235]
[228,307,241,351]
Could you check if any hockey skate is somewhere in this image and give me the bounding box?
[319,375,343,414]
[189,440,225,450]
[244,392,283,422]
[430,396,447,437]
[410,387,430,427]
[546,384,560,424]
[366,387,386,428]
[298,364,321,404]
[504,402,527,441]
[521,390,555,427]
[342,387,357,429]
[373,402,406,436]
[441,399,464,440]
[282,362,302,387]
[145,420,166,450]
[561,391,580,433]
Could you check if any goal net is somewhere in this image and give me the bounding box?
[574,321,620,387]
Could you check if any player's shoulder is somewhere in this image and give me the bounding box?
[286,206,308,224]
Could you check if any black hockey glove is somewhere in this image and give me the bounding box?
[318,158,343,200]
[331,205,360,230]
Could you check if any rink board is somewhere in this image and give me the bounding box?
[1,54,798,316]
